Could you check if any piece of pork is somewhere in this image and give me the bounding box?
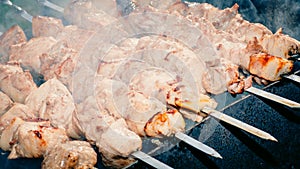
[0,25,27,63]
[164,3,294,83]
[25,78,83,139]
[0,103,35,134]
[8,118,69,159]
[9,36,57,72]
[184,2,300,59]
[77,96,142,168]
[0,62,37,103]
[32,16,64,38]
[95,77,186,137]
[0,91,13,116]
[42,140,97,169]
[64,0,117,31]
[0,117,24,151]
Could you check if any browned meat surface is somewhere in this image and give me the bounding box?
[0,25,27,63]
[0,62,37,103]
[0,91,13,116]
[42,140,97,169]
[25,78,83,139]
[8,118,69,159]
[249,53,293,81]
[77,96,142,168]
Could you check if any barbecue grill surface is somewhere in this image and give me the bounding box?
[0,0,300,169]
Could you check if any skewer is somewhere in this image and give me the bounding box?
[173,100,278,141]
[246,87,300,108]
[201,107,278,142]
[283,74,300,84]
[175,132,222,158]
[1,0,32,22]
[131,151,173,169]
[37,0,64,13]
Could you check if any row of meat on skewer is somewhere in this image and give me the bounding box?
[0,0,300,168]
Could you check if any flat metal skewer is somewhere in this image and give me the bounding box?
[38,0,64,13]
[173,100,277,142]
[1,0,33,22]
[246,87,300,108]
[202,107,278,142]
[175,132,222,158]
[131,151,173,169]
[283,74,300,84]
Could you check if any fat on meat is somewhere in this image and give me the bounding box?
[77,96,142,168]
[32,16,64,38]
[0,62,37,103]
[25,78,83,139]
[0,25,27,63]
[0,91,13,116]
[8,118,69,159]
[42,140,97,169]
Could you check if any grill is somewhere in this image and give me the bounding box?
[0,0,300,169]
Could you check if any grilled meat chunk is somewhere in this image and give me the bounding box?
[249,53,293,81]
[8,118,69,159]
[64,0,117,31]
[25,78,83,139]
[0,25,27,63]
[9,36,57,72]
[77,96,142,168]
[0,62,37,103]
[0,103,35,134]
[32,16,64,38]
[0,91,13,116]
[42,140,97,169]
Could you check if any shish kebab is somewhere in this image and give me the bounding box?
[0,0,284,156]
[0,0,298,168]
[41,0,300,107]
[1,0,278,140]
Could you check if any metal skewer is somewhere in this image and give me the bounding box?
[131,151,173,169]
[173,100,278,142]
[37,0,64,13]
[246,87,300,108]
[1,0,33,22]
[202,107,278,142]
[283,74,300,84]
[175,132,222,158]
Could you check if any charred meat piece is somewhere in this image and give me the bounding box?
[0,91,13,116]
[8,118,69,159]
[0,62,37,103]
[249,53,293,81]
[0,25,27,63]
[42,140,97,169]
[25,78,83,139]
